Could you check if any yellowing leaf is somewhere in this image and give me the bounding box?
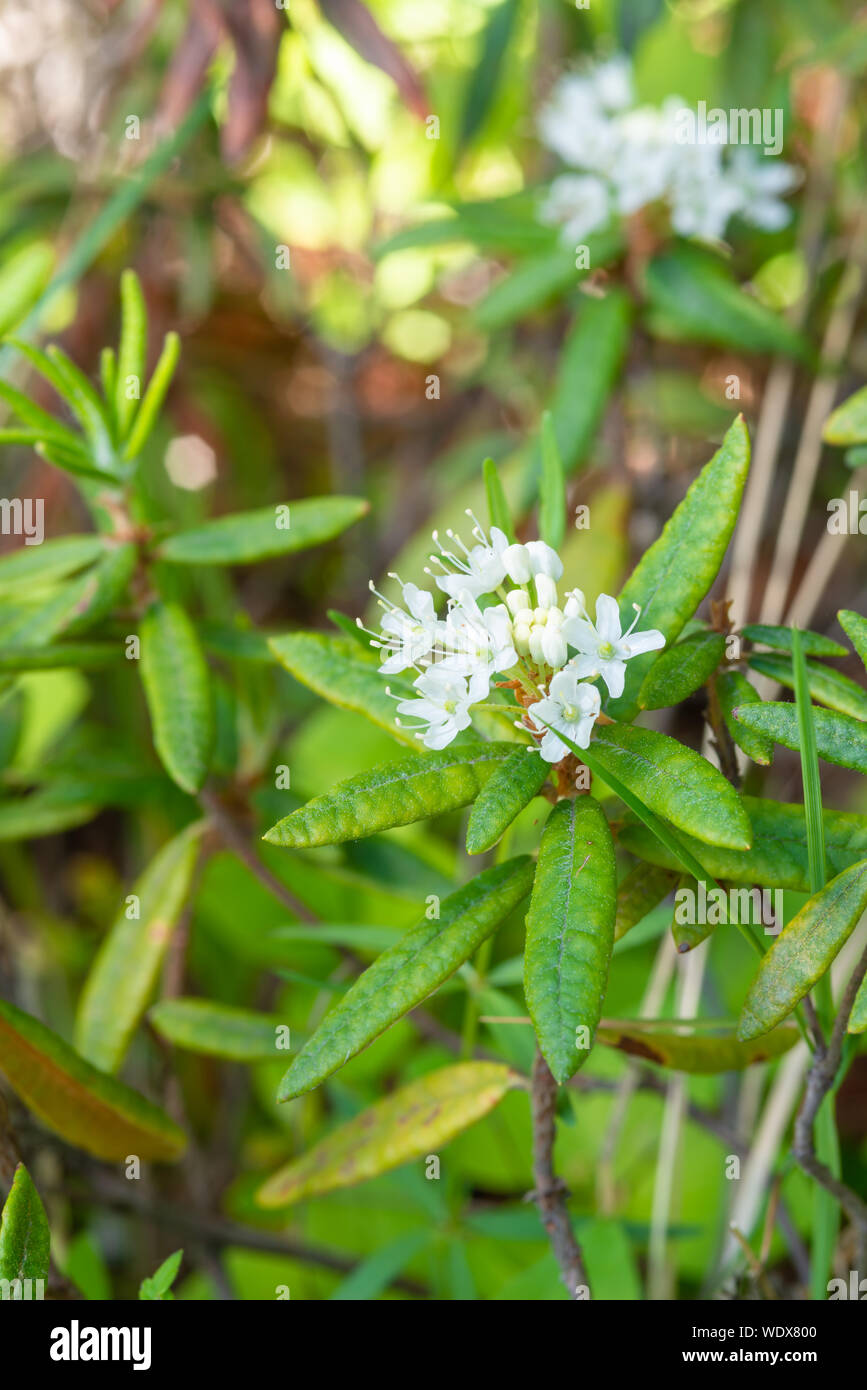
[257,1062,517,1207]
[0,999,186,1161]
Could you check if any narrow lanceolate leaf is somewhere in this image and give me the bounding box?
[587,721,752,850]
[74,823,206,1073]
[115,268,147,439]
[0,784,102,841]
[465,748,549,854]
[0,1164,50,1285]
[264,744,516,848]
[734,702,867,775]
[124,331,180,460]
[849,974,867,1034]
[524,798,616,1083]
[608,416,750,720]
[620,796,867,893]
[268,632,418,747]
[159,496,368,566]
[256,1062,517,1208]
[61,542,137,637]
[644,246,810,361]
[615,863,677,942]
[597,1019,798,1072]
[278,857,534,1100]
[823,385,867,446]
[637,630,726,710]
[0,999,186,1161]
[140,601,214,794]
[747,653,867,721]
[838,610,867,674]
[483,457,515,543]
[0,535,103,597]
[742,624,848,659]
[716,670,773,766]
[539,411,566,550]
[738,859,867,1039]
[149,999,290,1062]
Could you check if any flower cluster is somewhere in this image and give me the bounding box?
[360,515,665,761]
[538,54,798,246]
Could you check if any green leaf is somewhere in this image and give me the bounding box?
[733,702,867,775]
[123,331,180,460]
[597,1018,798,1071]
[264,743,517,848]
[139,1250,183,1301]
[465,747,549,853]
[115,268,147,440]
[644,245,811,361]
[149,999,290,1061]
[159,496,369,565]
[268,632,418,747]
[0,535,104,597]
[823,385,867,445]
[140,601,214,794]
[620,795,867,892]
[738,859,867,1039]
[837,609,867,674]
[524,798,616,1082]
[848,973,867,1033]
[0,642,119,672]
[74,823,206,1073]
[0,376,85,454]
[0,1164,51,1286]
[747,652,867,721]
[716,669,773,765]
[614,862,677,942]
[608,415,750,720]
[0,783,102,841]
[587,721,752,850]
[538,411,566,550]
[0,998,186,1160]
[329,1231,430,1301]
[637,630,726,710]
[741,623,848,658]
[256,1062,517,1207]
[278,857,534,1100]
[526,290,631,487]
[61,542,137,637]
[458,0,519,148]
[483,457,515,543]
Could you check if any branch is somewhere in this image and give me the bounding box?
[62,1174,429,1298]
[793,942,867,1279]
[530,1050,589,1299]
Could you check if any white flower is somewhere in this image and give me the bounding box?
[538,73,620,171]
[590,55,634,113]
[370,580,443,675]
[609,106,676,215]
[539,173,611,244]
[429,517,510,601]
[439,590,517,680]
[395,667,488,751]
[502,539,564,586]
[561,593,665,699]
[724,147,799,231]
[527,668,601,762]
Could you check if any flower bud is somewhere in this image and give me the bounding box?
[502,543,532,585]
[541,627,567,669]
[513,623,531,656]
[514,607,534,627]
[525,540,564,580]
[505,588,531,618]
[528,626,546,664]
[546,606,565,629]
[535,573,558,611]
[564,589,586,619]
